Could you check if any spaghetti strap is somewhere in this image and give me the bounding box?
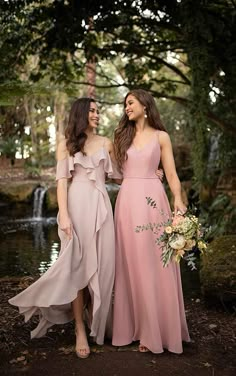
[156,129,160,144]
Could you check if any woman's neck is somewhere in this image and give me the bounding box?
[85,128,96,139]
[135,118,149,133]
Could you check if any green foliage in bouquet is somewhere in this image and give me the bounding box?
[135,197,208,270]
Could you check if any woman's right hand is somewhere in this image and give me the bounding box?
[59,214,72,239]
[155,168,164,181]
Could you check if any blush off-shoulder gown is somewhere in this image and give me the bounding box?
[112,135,190,353]
[9,147,116,345]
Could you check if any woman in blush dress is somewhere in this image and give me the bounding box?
[9,98,117,359]
[112,89,190,354]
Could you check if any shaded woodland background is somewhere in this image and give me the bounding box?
[0,0,235,236]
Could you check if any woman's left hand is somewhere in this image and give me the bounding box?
[174,198,187,216]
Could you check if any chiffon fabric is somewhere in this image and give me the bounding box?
[112,134,190,353]
[9,147,116,345]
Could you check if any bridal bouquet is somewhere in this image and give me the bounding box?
[135,197,207,270]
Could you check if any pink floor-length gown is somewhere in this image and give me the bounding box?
[112,134,190,353]
[9,147,115,345]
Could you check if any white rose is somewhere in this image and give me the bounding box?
[165,226,173,234]
[169,235,186,250]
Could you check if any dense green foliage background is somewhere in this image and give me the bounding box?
[0,0,235,235]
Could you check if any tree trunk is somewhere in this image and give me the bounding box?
[54,92,67,155]
[86,58,96,98]
[85,17,96,98]
[24,96,38,165]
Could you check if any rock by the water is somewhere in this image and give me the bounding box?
[200,235,236,310]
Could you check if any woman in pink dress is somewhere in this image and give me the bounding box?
[112,89,190,354]
[9,98,117,359]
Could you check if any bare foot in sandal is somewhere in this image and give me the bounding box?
[138,343,150,353]
[75,324,90,359]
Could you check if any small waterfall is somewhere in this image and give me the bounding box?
[208,134,220,171]
[33,186,47,219]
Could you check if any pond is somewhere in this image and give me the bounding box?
[0,198,201,299]
[0,214,59,277]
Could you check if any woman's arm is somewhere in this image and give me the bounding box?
[104,137,123,185]
[159,131,187,215]
[56,138,72,238]
[57,178,72,238]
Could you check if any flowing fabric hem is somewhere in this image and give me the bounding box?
[112,337,191,354]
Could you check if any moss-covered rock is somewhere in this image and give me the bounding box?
[0,181,40,202]
[46,185,58,211]
[200,235,236,308]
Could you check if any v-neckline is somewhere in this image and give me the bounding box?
[131,136,156,152]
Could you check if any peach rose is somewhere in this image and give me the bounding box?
[177,249,185,257]
[184,239,196,250]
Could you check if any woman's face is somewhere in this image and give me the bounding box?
[125,94,145,121]
[88,102,99,129]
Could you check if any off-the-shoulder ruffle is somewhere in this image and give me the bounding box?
[56,147,122,181]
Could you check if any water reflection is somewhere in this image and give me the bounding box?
[38,242,60,274]
[0,217,59,278]
[33,221,47,250]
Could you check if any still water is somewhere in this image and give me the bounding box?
[0,202,201,298]
[0,215,59,277]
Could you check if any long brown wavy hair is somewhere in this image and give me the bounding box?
[114,89,167,170]
[65,97,95,156]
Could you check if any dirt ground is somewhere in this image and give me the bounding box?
[0,278,235,376]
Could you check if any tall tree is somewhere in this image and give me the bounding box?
[0,0,235,182]
[1,0,235,134]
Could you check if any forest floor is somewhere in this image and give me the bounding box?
[0,277,235,376]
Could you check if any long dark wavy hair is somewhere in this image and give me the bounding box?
[114,89,167,170]
[65,97,95,156]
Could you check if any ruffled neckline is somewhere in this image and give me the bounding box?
[72,147,111,170]
[56,146,122,181]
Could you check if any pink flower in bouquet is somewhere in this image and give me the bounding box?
[172,215,184,226]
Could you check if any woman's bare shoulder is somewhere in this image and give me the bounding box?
[103,136,113,144]
[158,130,171,145]
[100,136,113,151]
